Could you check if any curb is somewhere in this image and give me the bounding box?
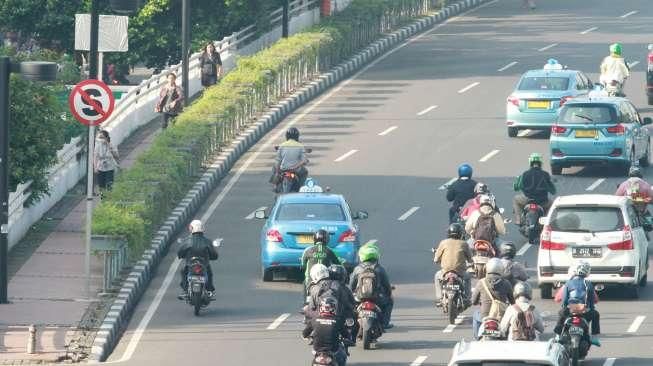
[88,0,489,361]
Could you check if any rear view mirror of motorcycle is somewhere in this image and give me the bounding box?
[504,218,512,224]
[254,209,267,219]
[538,216,549,226]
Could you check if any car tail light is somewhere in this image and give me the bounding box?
[507,95,520,107]
[361,301,376,311]
[506,121,515,126]
[338,228,356,242]
[607,124,625,135]
[620,271,635,277]
[192,264,203,274]
[551,125,567,135]
[609,148,623,157]
[571,317,582,326]
[266,229,283,242]
[559,95,574,107]
[607,225,633,250]
[540,225,567,250]
[648,53,653,64]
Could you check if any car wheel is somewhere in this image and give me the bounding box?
[639,140,651,167]
[640,257,649,287]
[262,267,273,282]
[551,164,562,176]
[508,127,518,137]
[540,284,553,299]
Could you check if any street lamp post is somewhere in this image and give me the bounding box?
[282,0,289,38]
[181,0,190,105]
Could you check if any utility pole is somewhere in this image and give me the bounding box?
[282,0,289,38]
[181,0,190,104]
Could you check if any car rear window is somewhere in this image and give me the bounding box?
[558,105,616,124]
[518,76,569,91]
[550,206,624,233]
[275,203,345,221]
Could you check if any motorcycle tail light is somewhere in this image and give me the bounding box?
[361,301,376,311]
[315,355,332,364]
[192,264,203,274]
[648,53,653,64]
[571,317,582,326]
[528,203,539,211]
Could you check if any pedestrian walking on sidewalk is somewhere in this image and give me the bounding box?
[199,42,223,89]
[94,130,119,193]
[155,73,184,129]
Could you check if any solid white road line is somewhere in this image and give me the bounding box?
[458,82,480,94]
[585,178,605,191]
[398,206,420,221]
[580,27,598,35]
[439,177,457,190]
[417,105,438,116]
[410,356,428,366]
[603,358,617,366]
[245,206,267,219]
[516,243,532,256]
[334,149,358,162]
[266,313,291,330]
[620,10,638,18]
[538,43,558,52]
[479,149,500,162]
[497,61,518,72]
[627,315,646,333]
[378,126,398,136]
[629,60,640,68]
[517,129,532,137]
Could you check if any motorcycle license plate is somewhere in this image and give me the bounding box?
[482,329,501,338]
[572,246,602,258]
[189,275,205,283]
[527,100,549,109]
[359,310,376,318]
[575,129,597,138]
[474,256,489,263]
[568,326,584,335]
[296,234,314,244]
[445,284,460,291]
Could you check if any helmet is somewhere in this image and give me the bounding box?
[458,163,473,178]
[499,242,516,259]
[513,281,533,300]
[310,264,330,283]
[479,194,494,208]
[529,152,542,167]
[474,182,489,196]
[447,223,464,239]
[285,127,300,141]
[486,257,505,275]
[318,296,337,317]
[573,260,591,277]
[314,229,330,245]
[358,245,379,263]
[609,43,622,56]
[329,264,348,284]
[629,166,642,178]
[188,219,204,234]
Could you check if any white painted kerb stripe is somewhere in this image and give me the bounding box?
[497,61,518,72]
[603,358,616,366]
[334,149,358,162]
[458,82,480,94]
[267,313,291,330]
[516,243,532,256]
[378,126,398,136]
[410,356,428,366]
[620,10,638,18]
[586,178,605,191]
[398,206,420,221]
[479,149,500,162]
[245,206,266,219]
[417,105,438,116]
[627,315,645,333]
[580,27,598,34]
[538,43,558,52]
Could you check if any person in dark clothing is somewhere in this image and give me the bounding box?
[498,242,529,286]
[447,163,478,223]
[305,264,351,321]
[349,245,394,329]
[177,220,219,299]
[199,42,223,88]
[471,258,514,339]
[329,264,357,345]
[155,73,184,129]
[512,152,556,224]
[302,297,348,366]
[301,230,340,298]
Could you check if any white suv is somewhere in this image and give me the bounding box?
[537,194,649,299]
[448,339,569,365]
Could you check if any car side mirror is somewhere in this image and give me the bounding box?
[643,117,652,126]
[353,210,369,220]
[212,239,222,248]
[254,209,267,219]
[538,217,549,226]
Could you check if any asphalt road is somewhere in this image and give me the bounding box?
[106,0,653,365]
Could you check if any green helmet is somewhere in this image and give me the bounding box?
[361,240,379,252]
[358,245,379,262]
[529,152,542,166]
[609,43,622,56]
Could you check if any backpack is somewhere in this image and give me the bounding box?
[474,212,497,242]
[316,281,340,315]
[355,264,378,300]
[511,304,537,341]
[566,277,589,304]
[481,278,508,320]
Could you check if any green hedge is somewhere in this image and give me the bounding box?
[93,0,442,256]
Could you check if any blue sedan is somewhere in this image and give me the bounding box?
[255,192,368,281]
[506,67,593,137]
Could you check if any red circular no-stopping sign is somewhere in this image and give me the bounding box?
[68,79,115,126]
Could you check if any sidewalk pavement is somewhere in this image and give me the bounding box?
[0,118,161,364]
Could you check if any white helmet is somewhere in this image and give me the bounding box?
[486,257,505,275]
[573,260,591,277]
[310,264,329,283]
[188,219,204,234]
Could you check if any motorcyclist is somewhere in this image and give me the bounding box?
[329,264,357,345]
[306,264,352,324]
[616,166,653,200]
[349,245,394,329]
[500,281,544,341]
[272,127,308,192]
[447,163,478,224]
[302,297,348,366]
[301,230,341,301]
[471,258,514,339]
[460,182,490,221]
[599,43,630,93]
[554,261,601,345]
[177,220,219,299]
[513,153,556,225]
[498,242,529,286]
[433,223,473,308]
[465,194,506,246]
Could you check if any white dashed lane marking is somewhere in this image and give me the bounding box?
[458,82,480,94]
[580,26,598,34]
[620,10,638,18]
[627,315,645,333]
[497,61,518,72]
[479,149,500,162]
[410,356,428,366]
[398,207,420,221]
[538,43,558,52]
[516,243,532,256]
[629,60,640,68]
[245,206,266,219]
[443,315,466,333]
[439,177,457,190]
[585,178,605,191]
[417,105,438,116]
[266,313,291,330]
[334,149,358,162]
[603,358,616,366]
[378,126,398,136]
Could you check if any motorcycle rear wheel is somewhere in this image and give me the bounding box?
[192,293,202,316]
[448,296,458,325]
[571,347,580,366]
[362,321,372,350]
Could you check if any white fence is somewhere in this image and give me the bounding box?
[7,0,323,250]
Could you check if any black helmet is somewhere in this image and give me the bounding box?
[499,242,516,259]
[329,264,348,284]
[447,223,464,239]
[629,166,642,178]
[286,127,300,141]
[314,229,329,245]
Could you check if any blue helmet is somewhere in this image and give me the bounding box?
[458,163,473,178]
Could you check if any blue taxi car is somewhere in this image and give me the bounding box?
[549,96,652,175]
[255,191,368,281]
[506,63,593,137]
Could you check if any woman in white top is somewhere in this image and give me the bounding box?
[94,130,119,192]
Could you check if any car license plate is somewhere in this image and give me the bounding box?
[527,100,549,109]
[189,275,205,283]
[572,246,602,258]
[568,326,584,335]
[296,234,314,244]
[575,129,597,138]
[359,310,376,318]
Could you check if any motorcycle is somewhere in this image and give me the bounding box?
[472,240,496,279]
[559,303,592,366]
[480,317,503,341]
[356,300,383,350]
[185,258,212,316]
[273,146,312,194]
[603,79,625,97]
[441,270,466,325]
[311,338,348,366]
[647,44,653,105]
[519,199,544,244]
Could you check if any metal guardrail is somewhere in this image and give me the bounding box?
[91,235,128,293]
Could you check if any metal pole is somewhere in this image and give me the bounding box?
[282,0,290,38]
[181,0,190,105]
[0,57,10,304]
